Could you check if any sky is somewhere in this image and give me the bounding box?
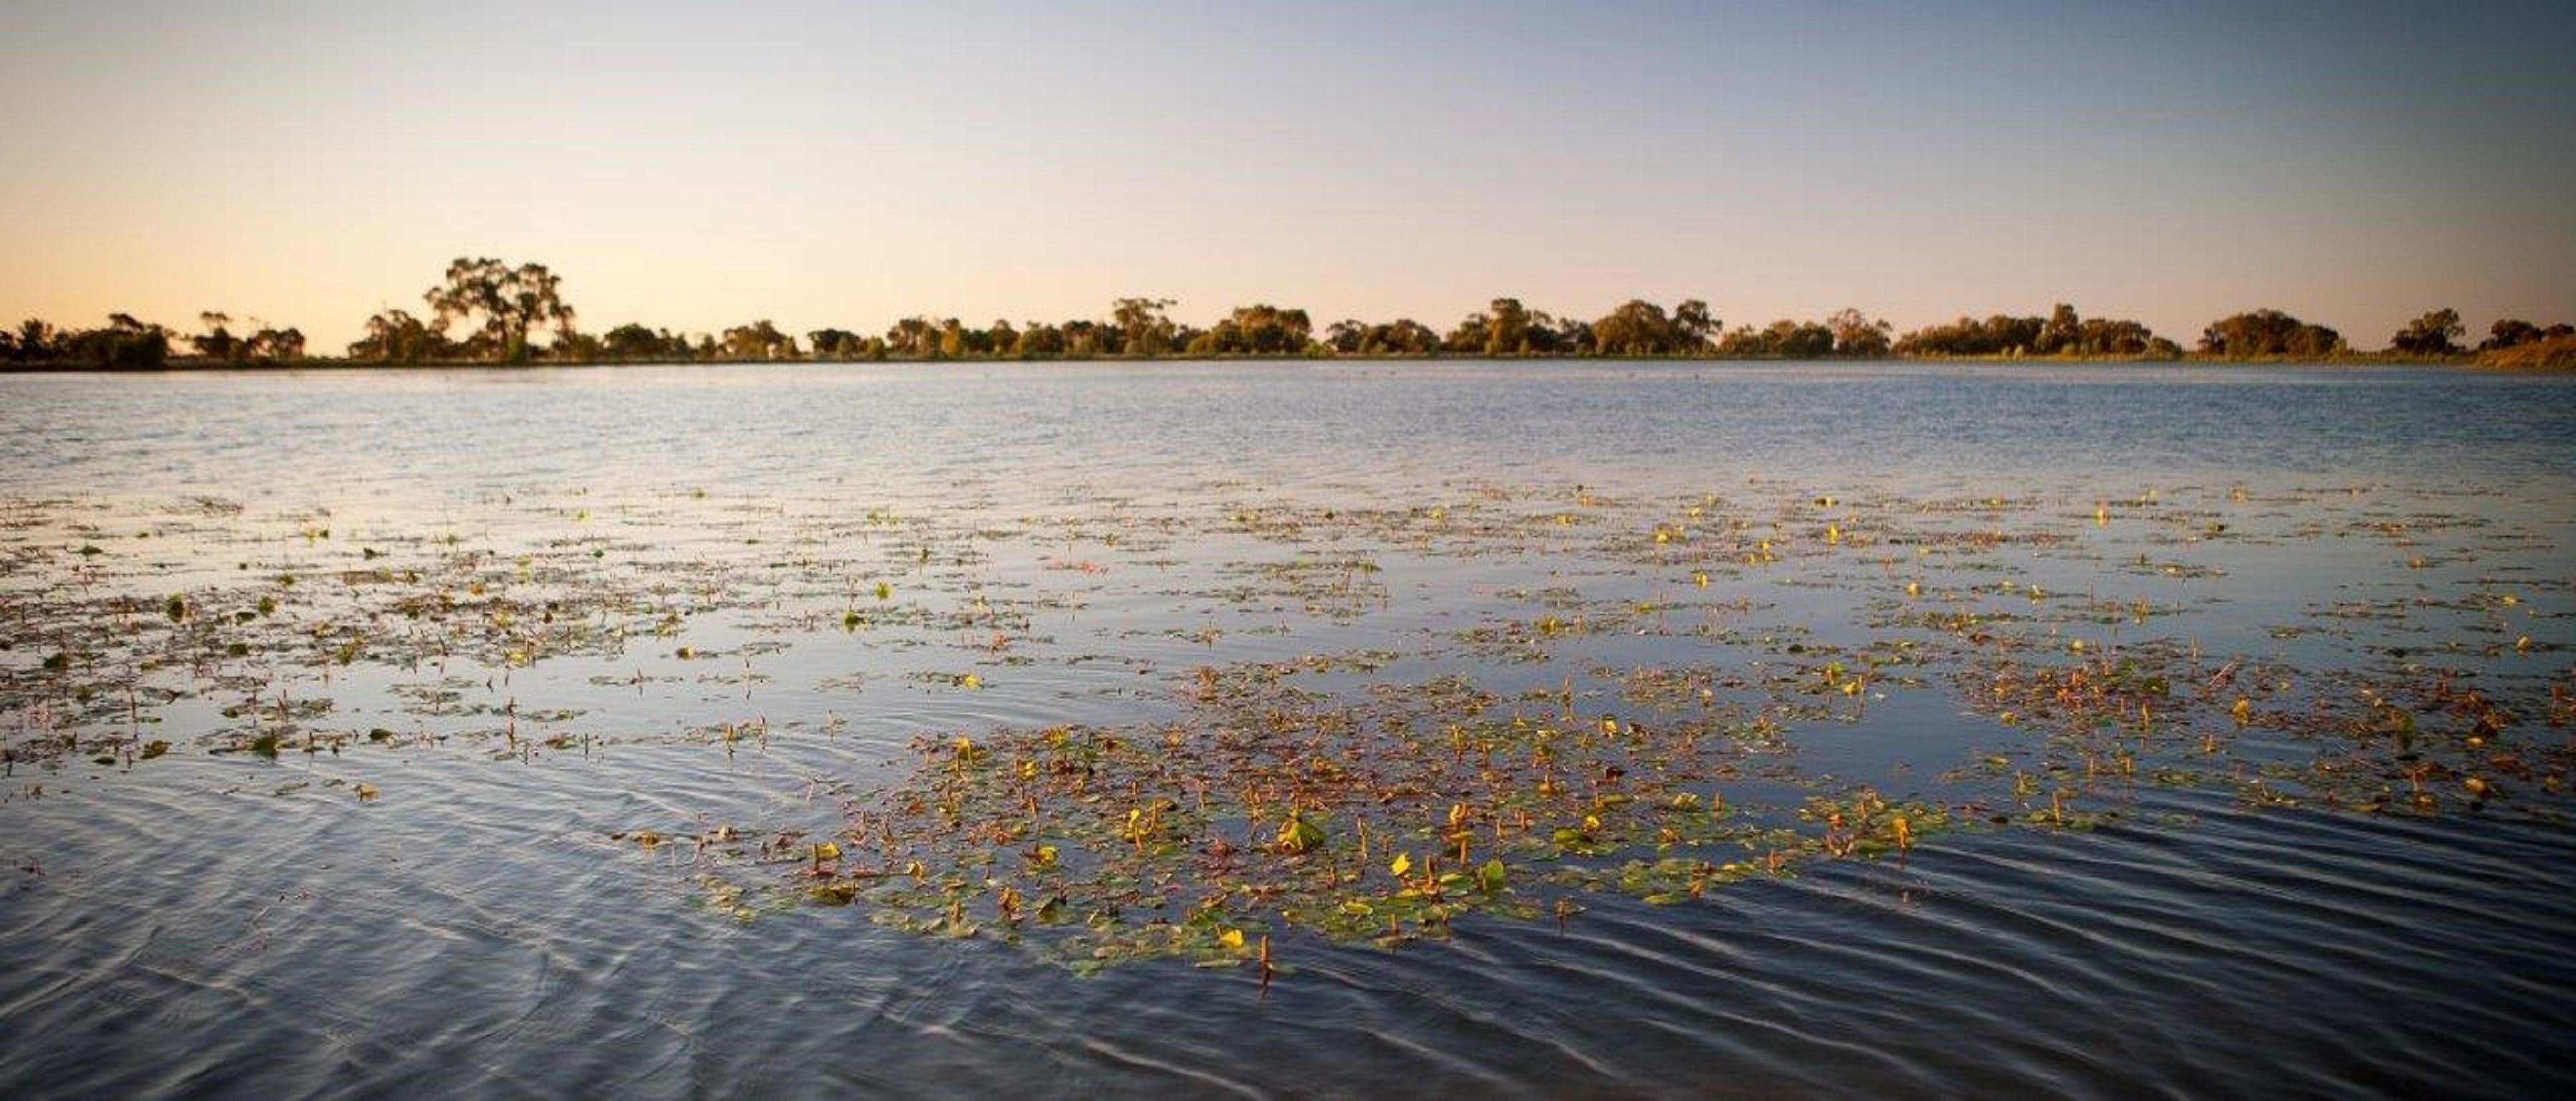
[2,0,2572,351]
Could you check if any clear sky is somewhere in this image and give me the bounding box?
[3,0,2572,350]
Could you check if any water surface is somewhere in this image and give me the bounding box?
[3,361,2572,1097]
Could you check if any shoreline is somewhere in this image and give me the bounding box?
[0,353,2527,375]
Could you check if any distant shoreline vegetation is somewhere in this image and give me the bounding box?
[4,257,2570,371]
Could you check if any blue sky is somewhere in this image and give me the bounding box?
[2,0,2570,348]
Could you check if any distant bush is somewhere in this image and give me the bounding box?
[2477,333,2576,369]
[1894,303,2175,358]
[2198,309,2344,358]
[4,314,170,368]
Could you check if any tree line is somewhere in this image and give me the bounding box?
[5,257,2569,368]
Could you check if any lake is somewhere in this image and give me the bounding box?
[3,360,2572,1097]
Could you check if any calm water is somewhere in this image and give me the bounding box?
[3,361,2573,1098]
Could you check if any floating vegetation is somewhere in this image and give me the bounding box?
[729,660,1896,968]
[1,474,2569,973]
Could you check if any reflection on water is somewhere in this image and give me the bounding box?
[3,361,2573,1097]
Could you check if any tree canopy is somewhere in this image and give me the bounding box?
[2198,310,2344,358]
[2477,318,2572,352]
[0,314,170,368]
[1894,304,2180,358]
[423,257,576,362]
[8,259,2560,368]
[2390,308,2466,356]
